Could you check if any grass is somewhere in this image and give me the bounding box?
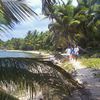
[80,58,100,69]
[80,57,100,78]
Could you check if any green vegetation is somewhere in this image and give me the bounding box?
[0,30,53,51]
[0,0,100,52]
[0,0,100,99]
[44,0,100,50]
[80,58,100,69]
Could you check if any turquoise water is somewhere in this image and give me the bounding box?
[0,50,34,58]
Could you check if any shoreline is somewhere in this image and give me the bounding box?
[1,50,50,57]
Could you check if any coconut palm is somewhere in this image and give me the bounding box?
[0,0,82,99]
[48,3,81,49]
[75,0,100,47]
[48,0,100,49]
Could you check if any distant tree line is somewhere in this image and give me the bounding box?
[0,30,53,51]
[0,26,100,52]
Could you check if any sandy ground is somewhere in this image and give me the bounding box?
[70,60,100,100]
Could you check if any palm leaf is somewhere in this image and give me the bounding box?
[0,58,82,99]
[42,0,67,15]
[0,0,37,30]
[0,0,66,31]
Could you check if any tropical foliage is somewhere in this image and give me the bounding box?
[0,0,100,99]
[80,58,100,69]
[0,30,53,51]
[0,0,82,99]
[0,0,37,31]
[46,0,100,49]
[0,0,100,50]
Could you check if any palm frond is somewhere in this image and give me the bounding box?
[0,58,82,99]
[0,0,37,29]
[42,0,66,15]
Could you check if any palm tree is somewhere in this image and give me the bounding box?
[75,0,100,47]
[48,3,81,49]
[0,0,82,99]
[48,0,100,49]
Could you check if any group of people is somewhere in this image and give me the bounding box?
[65,45,79,61]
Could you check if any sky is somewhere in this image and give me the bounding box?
[0,0,78,41]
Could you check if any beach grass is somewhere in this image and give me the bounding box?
[80,58,100,69]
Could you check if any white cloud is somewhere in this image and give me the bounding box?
[26,0,41,7]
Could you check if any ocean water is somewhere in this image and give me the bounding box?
[0,50,34,58]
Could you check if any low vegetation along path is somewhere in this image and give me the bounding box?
[70,60,100,100]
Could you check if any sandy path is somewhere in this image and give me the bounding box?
[70,60,100,100]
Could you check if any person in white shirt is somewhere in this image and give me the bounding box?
[65,46,71,60]
[74,45,79,60]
